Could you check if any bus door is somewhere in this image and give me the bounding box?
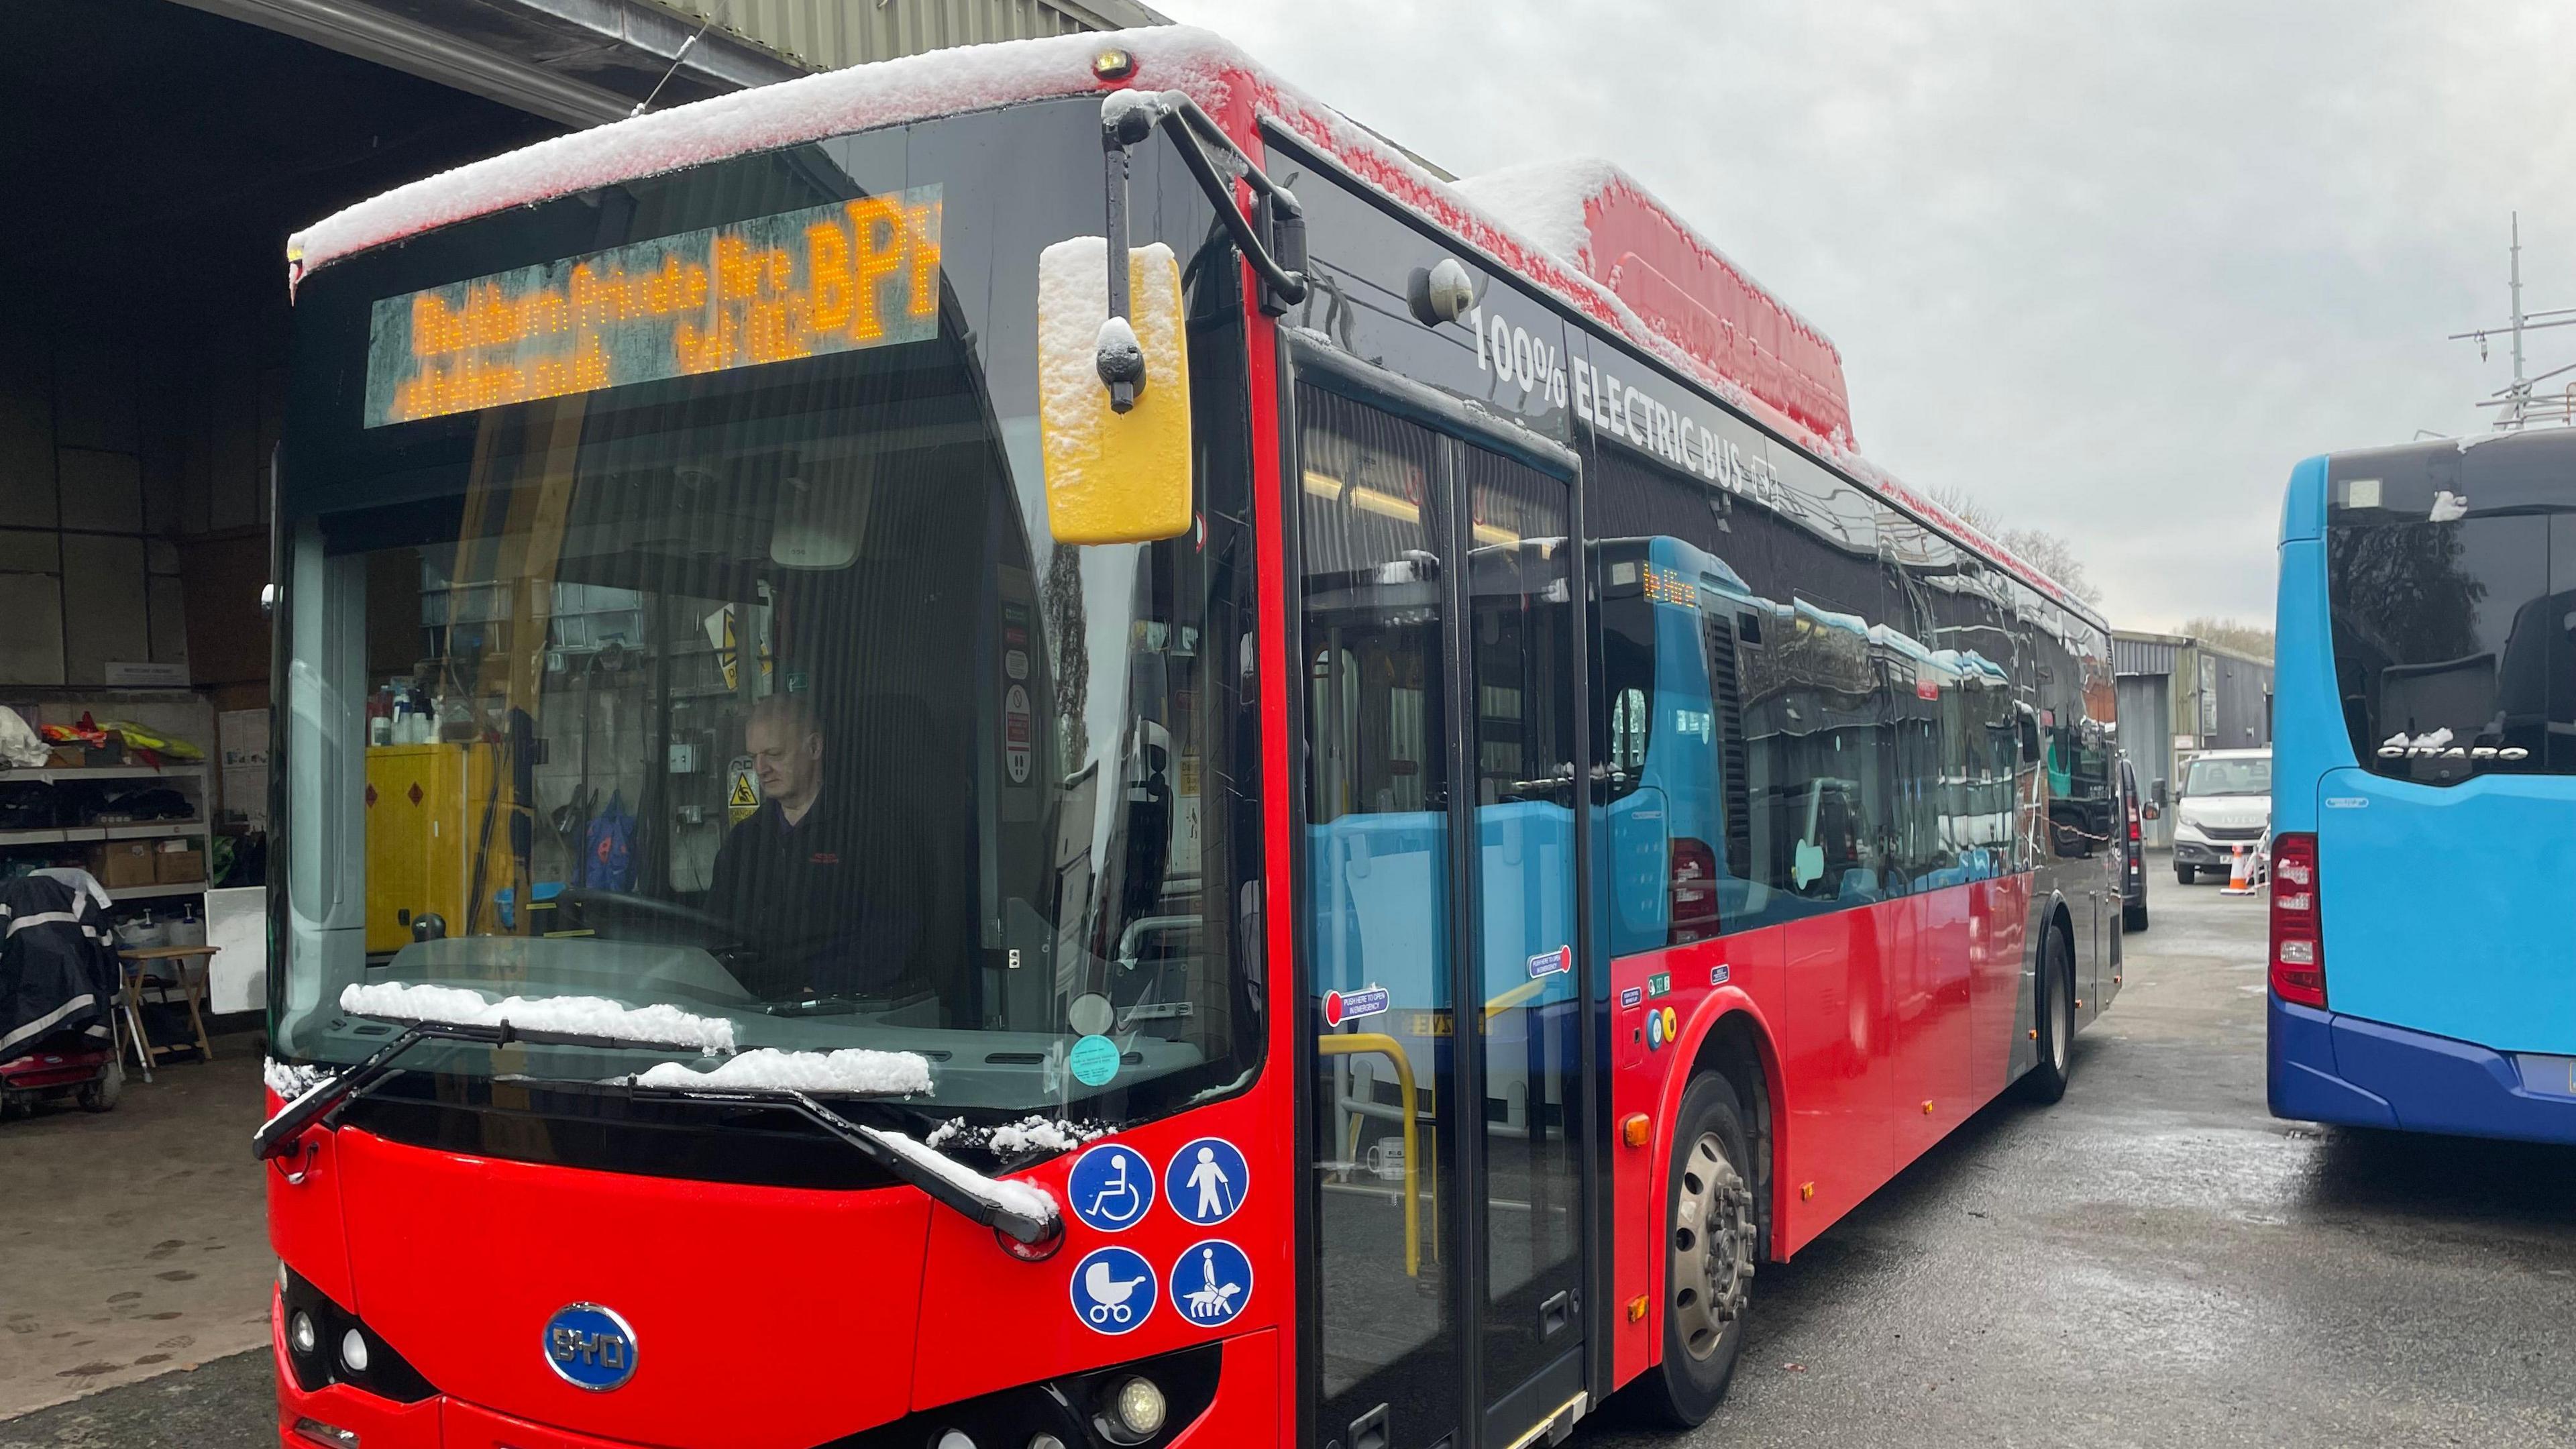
[1293,371,1592,1449]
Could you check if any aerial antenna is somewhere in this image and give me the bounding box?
[631,1,731,118]
[2448,212,2576,429]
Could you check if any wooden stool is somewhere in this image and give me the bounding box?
[120,945,219,1073]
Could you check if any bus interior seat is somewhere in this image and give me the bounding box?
[845,690,967,996]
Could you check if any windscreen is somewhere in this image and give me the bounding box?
[274,99,1261,1137]
[2326,437,2576,784]
[2183,755,2271,797]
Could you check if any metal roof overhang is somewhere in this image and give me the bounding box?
[167,0,806,126]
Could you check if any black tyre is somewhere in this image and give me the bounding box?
[1634,1071,1759,1428]
[2022,926,2076,1104]
[2174,864,2195,885]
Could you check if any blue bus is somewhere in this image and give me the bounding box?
[2269,431,2576,1144]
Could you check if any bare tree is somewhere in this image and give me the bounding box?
[1925,485,2106,605]
[2179,616,2275,661]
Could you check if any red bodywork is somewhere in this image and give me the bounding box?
[1599,877,2031,1382]
[274,29,2084,1448]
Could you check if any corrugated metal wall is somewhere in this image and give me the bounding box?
[2116,674,2175,845]
[2207,651,2274,751]
[662,0,1154,74]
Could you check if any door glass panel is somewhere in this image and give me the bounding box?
[1464,447,1586,1415]
[1299,385,1460,1449]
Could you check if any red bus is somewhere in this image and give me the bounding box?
[258,25,2123,1449]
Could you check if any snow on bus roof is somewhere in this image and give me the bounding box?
[290,23,2099,627]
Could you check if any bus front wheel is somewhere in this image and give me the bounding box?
[2022,926,2076,1104]
[1638,1071,1758,1428]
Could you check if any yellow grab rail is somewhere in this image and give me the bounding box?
[1318,1031,1420,1276]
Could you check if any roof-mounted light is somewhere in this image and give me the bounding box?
[1092,48,1137,81]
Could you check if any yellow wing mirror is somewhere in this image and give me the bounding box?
[1035,238,1193,545]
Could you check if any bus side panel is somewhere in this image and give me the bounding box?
[1775,903,1900,1253]
[1900,884,1978,1145]
[1969,873,2031,1104]
[2271,522,2335,841]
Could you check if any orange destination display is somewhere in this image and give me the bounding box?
[364,184,943,427]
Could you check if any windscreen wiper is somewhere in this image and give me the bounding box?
[627,1081,1063,1247]
[252,1017,726,1161]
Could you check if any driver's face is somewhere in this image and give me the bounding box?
[745,716,822,802]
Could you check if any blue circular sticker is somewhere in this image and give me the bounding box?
[1169,1240,1253,1328]
[1065,1142,1155,1233]
[542,1302,639,1392]
[1069,1245,1157,1335]
[1068,1033,1121,1087]
[1163,1136,1248,1227]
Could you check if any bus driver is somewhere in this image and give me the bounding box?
[706,694,922,1002]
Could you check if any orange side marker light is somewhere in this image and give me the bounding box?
[1621,1114,1652,1148]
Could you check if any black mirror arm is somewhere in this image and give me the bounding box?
[1098,92,1309,403]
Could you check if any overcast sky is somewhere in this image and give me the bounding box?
[1151,0,2576,631]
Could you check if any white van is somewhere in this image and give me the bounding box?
[2170,747,2271,883]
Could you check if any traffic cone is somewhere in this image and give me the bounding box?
[2220,844,2255,895]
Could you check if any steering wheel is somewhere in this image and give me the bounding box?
[554,890,749,955]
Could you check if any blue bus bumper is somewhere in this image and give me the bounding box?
[2269,998,2576,1145]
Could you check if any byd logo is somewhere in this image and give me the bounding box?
[543,1303,639,1391]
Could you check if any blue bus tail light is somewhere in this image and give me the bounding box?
[2269,833,2326,1008]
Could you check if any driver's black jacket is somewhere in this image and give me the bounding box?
[704,793,922,1000]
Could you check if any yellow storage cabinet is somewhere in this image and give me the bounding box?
[364,742,504,953]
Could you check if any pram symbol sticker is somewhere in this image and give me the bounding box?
[1169,1240,1252,1328]
[1067,1143,1155,1232]
[1163,1136,1247,1226]
[1069,1246,1157,1335]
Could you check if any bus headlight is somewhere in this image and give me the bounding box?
[1106,1376,1167,1440]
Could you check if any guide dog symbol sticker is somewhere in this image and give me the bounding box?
[1171,1240,1252,1328]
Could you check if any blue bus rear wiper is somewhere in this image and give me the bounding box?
[626,1080,1063,1247]
[252,1017,724,1161]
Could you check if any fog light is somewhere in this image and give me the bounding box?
[288,1311,317,1355]
[1110,1376,1167,1438]
[291,1418,360,1448]
[934,1432,976,1449]
[339,1328,371,1375]
[1029,1436,1068,1449]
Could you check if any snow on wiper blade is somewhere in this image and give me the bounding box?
[255,1006,740,1161]
[625,1046,932,1096]
[627,1080,1059,1244]
[339,981,737,1055]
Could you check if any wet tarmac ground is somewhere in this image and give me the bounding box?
[5,858,2571,1446]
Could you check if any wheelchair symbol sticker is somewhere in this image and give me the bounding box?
[1163,1136,1248,1226]
[1170,1240,1252,1328]
[1069,1246,1157,1335]
[1067,1142,1155,1233]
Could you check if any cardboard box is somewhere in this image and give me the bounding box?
[154,841,205,885]
[93,841,156,890]
[44,746,83,769]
